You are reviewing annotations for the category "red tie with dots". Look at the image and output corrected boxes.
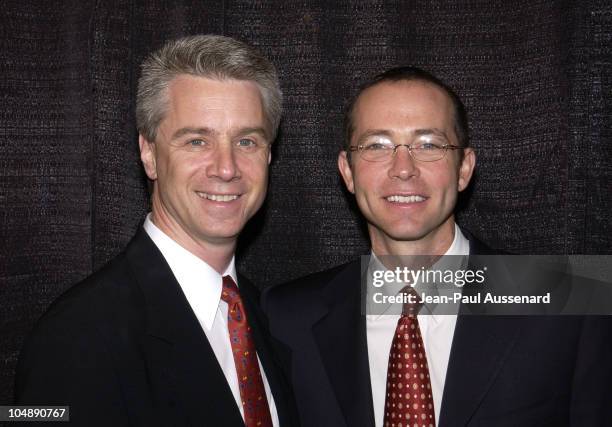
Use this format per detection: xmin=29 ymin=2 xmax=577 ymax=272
xmin=221 ymin=276 xmax=273 ymax=427
xmin=383 ymin=289 xmax=435 ymax=427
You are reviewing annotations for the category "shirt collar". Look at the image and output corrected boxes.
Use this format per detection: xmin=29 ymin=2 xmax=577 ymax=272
xmin=367 ymin=224 xmax=470 ymax=321
xmin=446 ymin=223 xmax=470 ymax=257
xmin=143 ymin=214 xmax=237 ymax=331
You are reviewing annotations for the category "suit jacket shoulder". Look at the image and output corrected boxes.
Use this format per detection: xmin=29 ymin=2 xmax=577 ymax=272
xmin=263 ymin=260 xmax=360 ymax=314
xmin=15 ymin=237 xmax=154 ymax=426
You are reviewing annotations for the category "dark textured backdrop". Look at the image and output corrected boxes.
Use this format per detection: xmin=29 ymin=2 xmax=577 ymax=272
xmin=1 ymin=0 xmax=610 ymax=404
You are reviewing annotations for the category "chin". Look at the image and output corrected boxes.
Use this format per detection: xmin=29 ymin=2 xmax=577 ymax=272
xmin=387 ymin=231 xmax=431 ymax=242
xmin=379 ymin=219 xmax=444 ymax=241
xmin=196 ymin=224 xmax=244 ymax=241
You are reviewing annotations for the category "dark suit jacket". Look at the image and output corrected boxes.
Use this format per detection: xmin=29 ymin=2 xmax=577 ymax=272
xmin=15 ymin=228 xmax=297 ymax=427
xmin=263 ymin=236 xmax=612 ymax=427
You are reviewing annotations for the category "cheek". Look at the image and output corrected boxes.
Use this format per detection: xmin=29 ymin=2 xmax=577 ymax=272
xmin=239 ymin=156 xmax=269 ymax=186
xmin=437 ymin=173 xmax=460 ymax=205
xmin=352 ymin=166 xmax=378 ymax=191
xmin=163 ymin=162 xmax=188 ymax=184
xmin=173 ymin=152 xmax=209 ymax=173
xmin=429 ymin=160 xmax=459 ymax=186
xmin=352 ymin=170 xmax=382 ymax=213
xmin=416 ymin=168 xmax=458 ymax=209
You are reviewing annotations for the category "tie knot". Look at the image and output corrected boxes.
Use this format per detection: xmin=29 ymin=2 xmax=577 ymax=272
xmin=399 ymin=286 xmax=422 ymax=317
xmin=221 ymin=275 xmax=240 ymax=305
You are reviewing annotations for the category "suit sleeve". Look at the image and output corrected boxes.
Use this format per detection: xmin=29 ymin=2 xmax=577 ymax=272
xmin=14 ymin=312 xmax=129 ymax=427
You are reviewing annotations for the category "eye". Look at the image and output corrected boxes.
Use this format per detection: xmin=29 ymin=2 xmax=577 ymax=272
xmin=235 ymin=138 xmax=266 ymax=153
xmin=414 ymin=135 xmax=447 ymax=151
xmin=418 ymin=142 xmax=442 ymax=151
xmin=237 ymin=138 xmax=257 ymax=148
xmin=363 ymin=141 xmax=393 ymax=151
xmin=188 ymin=139 xmax=207 ymax=147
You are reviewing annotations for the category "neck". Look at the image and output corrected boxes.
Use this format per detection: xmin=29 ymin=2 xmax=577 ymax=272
xmin=370 ymin=218 xmax=456 ymax=257
xmin=150 ymin=210 xmax=236 ymax=274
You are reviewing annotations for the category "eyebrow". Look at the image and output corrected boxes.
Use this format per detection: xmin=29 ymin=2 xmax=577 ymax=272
xmin=356 ymin=128 xmax=449 ymax=144
xmin=414 ymin=128 xmax=449 ymax=139
xmin=355 ymin=129 xmax=393 ymax=145
xmin=171 ymin=126 xmax=269 ymax=141
xmin=236 ymin=126 xmax=269 ymax=140
xmin=171 ymin=127 xmax=217 ymax=140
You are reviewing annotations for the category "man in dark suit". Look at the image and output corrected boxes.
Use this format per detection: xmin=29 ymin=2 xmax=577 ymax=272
xmin=16 ymin=35 xmax=296 ymax=427
xmin=264 ymin=67 xmax=612 ymax=426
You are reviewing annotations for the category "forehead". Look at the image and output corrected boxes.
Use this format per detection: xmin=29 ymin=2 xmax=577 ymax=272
xmin=156 ymin=75 xmax=268 ymax=141
xmin=165 ymin=75 xmax=263 ymax=111
xmin=352 ymin=80 xmax=454 ymax=135
xmin=160 ymin=75 xmax=263 ymax=127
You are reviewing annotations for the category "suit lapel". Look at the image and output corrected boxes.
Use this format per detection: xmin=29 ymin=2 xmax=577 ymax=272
xmin=438 ymin=315 xmax=523 ymax=426
xmin=438 ymin=232 xmax=522 ymax=426
xmin=125 ymin=230 xmax=244 ymax=427
xmin=311 ymin=260 xmax=376 ymax=427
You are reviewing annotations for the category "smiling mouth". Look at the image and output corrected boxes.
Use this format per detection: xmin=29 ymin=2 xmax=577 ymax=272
xmin=196 ymin=192 xmax=240 ymax=202
xmin=386 ymin=195 xmax=427 ymax=203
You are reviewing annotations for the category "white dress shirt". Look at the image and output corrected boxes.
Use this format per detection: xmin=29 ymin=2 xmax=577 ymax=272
xmin=366 ymin=224 xmax=470 ymax=426
xmin=143 ymin=215 xmax=279 ymax=426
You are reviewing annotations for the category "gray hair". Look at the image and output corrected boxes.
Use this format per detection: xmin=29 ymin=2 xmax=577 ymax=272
xmin=136 ymin=34 xmax=282 ymax=142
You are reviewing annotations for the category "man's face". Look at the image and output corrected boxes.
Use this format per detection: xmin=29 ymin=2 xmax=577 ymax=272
xmin=140 ymin=75 xmax=271 ymax=250
xmin=338 ymin=80 xmax=475 ymax=253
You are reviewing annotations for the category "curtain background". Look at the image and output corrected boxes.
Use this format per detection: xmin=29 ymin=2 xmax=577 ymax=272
xmin=1 ymin=0 xmax=610 ymax=404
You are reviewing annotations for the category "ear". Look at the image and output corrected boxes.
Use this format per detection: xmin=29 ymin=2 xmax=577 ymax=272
xmin=268 ymin=149 xmax=272 ymax=165
xmin=338 ymin=151 xmax=355 ymax=194
xmin=139 ymin=134 xmax=158 ymax=180
xmin=458 ymin=148 xmax=476 ymax=192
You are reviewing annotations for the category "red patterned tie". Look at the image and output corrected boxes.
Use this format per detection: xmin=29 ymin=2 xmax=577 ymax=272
xmin=221 ymin=276 xmax=273 ymax=427
xmin=383 ymin=289 xmax=435 ymax=427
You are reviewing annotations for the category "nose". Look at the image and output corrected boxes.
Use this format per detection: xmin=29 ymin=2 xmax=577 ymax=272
xmin=388 ymin=145 xmax=419 ymax=180
xmin=207 ymin=143 xmax=241 ymax=182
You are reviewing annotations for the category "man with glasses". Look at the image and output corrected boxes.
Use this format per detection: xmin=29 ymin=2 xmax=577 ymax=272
xmin=264 ymin=67 xmax=612 ymax=426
